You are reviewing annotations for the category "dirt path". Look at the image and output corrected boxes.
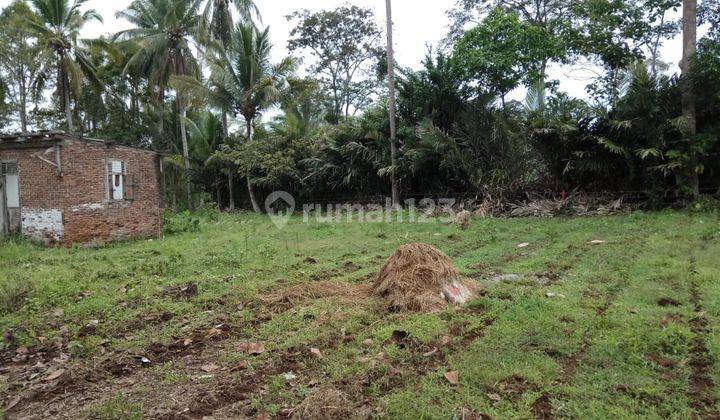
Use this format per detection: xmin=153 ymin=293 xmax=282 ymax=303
xmin=687 ymin=256 xmax=719 ymax=418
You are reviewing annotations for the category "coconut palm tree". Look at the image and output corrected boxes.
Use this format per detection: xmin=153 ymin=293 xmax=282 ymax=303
xmin=28 ymin=0 xmax=103 ymax=132
xmin=173 ymin=24 xmax=295 ymax=213
xmin=184 ymin=111 xmax=227 ymax=206
xmin=201 ymin=0 xmax=260 ymax=45
xmin=115 ymin=0 xmax=202 ymax=210
xmin=199 ymin=0 xmax=260 ymax=139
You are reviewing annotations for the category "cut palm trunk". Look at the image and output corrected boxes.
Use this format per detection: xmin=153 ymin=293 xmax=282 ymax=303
xmin=179 ymin=106 xmax=193 ymax=210
xmin=245 ymin=120 xmax=262 ymax=213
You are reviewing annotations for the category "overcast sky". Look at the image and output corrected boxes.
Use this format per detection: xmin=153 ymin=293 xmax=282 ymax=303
xmin=0 ymin=0 xmax=700 ymax=102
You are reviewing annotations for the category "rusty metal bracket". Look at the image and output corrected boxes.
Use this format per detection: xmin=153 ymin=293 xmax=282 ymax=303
xmin=32 ymin=145 xmax=63 ymax=176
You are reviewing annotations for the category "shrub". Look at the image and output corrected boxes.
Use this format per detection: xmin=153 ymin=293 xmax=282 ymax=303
xmin=0 ymin=276 xmax=33 ymax=315
xmin=163 ymin=211 xmax=201 ymax=235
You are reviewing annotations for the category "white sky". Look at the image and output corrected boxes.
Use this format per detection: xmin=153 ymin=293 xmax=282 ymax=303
xmin=0 ymin=0 xmax=700 ymax=103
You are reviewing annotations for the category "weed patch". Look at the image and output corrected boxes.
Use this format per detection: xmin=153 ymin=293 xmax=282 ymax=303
xmin=0 ymin=211 xmax=718 ymax=418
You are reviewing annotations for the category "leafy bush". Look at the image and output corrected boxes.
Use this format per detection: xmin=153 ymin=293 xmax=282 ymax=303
xmin=690 ymin=196 xmax=720 ymax=213
xmin=163 ymin=211 xmax=201 ymax=235
xmin=0 ymin=276 xmax=32 ymax=315
xmin=195 ymin=200 xmax=222 ymax=222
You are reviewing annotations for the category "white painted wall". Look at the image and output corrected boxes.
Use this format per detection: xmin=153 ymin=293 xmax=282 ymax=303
xmin=21 ymin=209 xmax=64 ymax=241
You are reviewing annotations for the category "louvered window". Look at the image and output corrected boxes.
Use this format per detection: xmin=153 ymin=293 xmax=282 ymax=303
xmin=108 ymin=161 xmax=126 ymax=201
xmin=1 ymin=162 xmax=17 ymax=175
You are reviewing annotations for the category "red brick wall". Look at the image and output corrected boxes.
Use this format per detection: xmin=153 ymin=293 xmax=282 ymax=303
xmin=0 ymin=137 xmax=163 ymax=246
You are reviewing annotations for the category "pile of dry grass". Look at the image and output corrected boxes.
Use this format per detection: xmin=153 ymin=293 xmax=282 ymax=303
xmin=372 ymin=243 xmax=475 ymax=312
xmin=455 ymin=210 xmax=472 ymax=230
xmin=261 ymin=280 xmax=372 ymax=308
xmin=292 ymin=388 xmax=352 ymax=419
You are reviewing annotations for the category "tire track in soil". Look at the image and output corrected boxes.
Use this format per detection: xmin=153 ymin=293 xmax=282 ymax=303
xmin=530 ymin=246 xmax=631 ymax=420
xmin=687 ymin=256 xmax=719 ymax=418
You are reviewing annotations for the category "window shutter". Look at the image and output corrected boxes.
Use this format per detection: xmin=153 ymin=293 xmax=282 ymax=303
xmin=125 ymin=174 xmax=138 ymax=201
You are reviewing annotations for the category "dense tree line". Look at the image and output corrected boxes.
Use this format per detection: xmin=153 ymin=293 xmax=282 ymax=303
xmin=0 ymin=0 xmax=718 ymax=211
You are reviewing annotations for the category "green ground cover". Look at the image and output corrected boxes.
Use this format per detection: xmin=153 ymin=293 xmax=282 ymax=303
xmin=1 ymin=209 xmax=719 ymax=419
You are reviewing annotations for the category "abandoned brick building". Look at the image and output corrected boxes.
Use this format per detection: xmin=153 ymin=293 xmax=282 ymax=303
xmin=0 ymin=132 xmax=164 ymax=245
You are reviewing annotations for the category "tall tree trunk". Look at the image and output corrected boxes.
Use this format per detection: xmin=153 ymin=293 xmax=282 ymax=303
xmin=171 ymin=170 xmax=178 ymax=212
xmin=179 ymin=105 xmax=193 ymax=210
xmin=221 ymin=111 xmax=235 ymax=211
xmin=245 ymin=119 xmax=262 ymax=213
xmin=222 ymin=112 xmax=229 ymax=139
xmin=247 ymin=175 xmax=261 ymax=213
xmin=538 ymin=61 xmax=547 ymax=107
xmin=681 ymin=0 xmax=699 ymax=200
xmin=219 ymin=111 xmax=230 ymax=210
xmin=385 ymin=0 xmax=401 ymax=207
xmin=63 ymin=77 xmax=74 ymax=132
xmin=131 ymin=83 xmax=140 ymax=124
xmin=216 ymin=170 xmax=222 ymax=208
xmin=650 ymin=13 xmax=666 ymax=79
xmin=19 ymin=65 xmax=28 ymax=134
xmin=228 ymin=172 xmax=235 ymax=211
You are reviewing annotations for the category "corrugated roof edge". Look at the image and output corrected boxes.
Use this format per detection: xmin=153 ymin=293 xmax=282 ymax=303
xmin=0 ymin=131 xmax=168 ymax=155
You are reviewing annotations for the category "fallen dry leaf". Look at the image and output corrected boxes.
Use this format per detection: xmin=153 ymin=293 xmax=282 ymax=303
xmin=230 ymin=360 xmax=249 ymax=372
xmin=238 ymin=342 xmax=265 ymax=355
xmin=44 ymin=369 xmax=66 ymax=382
xmin=444 ymin=370 xmax=460 ymax=385
xmin=200 ymin=363 xmax=219 ymax=373
xmin=206 ymin=328 xmax=224 ymax=339
xmin=423 ymin=347 xmax=439 ymax=357
xmin=310 ymin=348 xmax=323 ymax=359
xmin=52 ymin=353 xmax=70 ymax=364
xmin=183 ymin=338 xmax=193 ymax=347
xmin=441 ymin=335 xmax=452 ymax=346
xmin=5 ymin=396 xmax=21 ymax=410
xmin=487 ymin=392 xmax=502 ymax=406
xmin=16 ymin=346 xmax=29 ymax=355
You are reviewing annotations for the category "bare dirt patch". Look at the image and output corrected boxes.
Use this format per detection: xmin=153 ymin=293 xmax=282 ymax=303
xmin=530 ymin=392 xmax=553 ymax=420
xmin=657 ymin=297 xmax=681 ymax=307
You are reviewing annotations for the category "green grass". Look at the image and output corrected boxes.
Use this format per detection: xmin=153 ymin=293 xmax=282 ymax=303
xmin=1 ymin=209 xmax=719 ymax=418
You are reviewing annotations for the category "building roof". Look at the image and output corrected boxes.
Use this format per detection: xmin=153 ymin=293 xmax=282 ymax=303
xmin=0 ymin=131 xmax=162 ymax=154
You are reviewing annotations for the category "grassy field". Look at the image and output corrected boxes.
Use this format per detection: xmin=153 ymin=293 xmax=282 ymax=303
xmin=1 ymin=209 xmax=720 ymax=419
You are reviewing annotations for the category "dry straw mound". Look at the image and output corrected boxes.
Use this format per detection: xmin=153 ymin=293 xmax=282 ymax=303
xmin=372 ymin=243 xmax=475 ymax=311
xmin=455 ymin=210 xmax=472 ymax=230
xmin=261 ymin=280 xmax=371 ymax=308
xmin=293 ymin=388 xmax=352 ymax=419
